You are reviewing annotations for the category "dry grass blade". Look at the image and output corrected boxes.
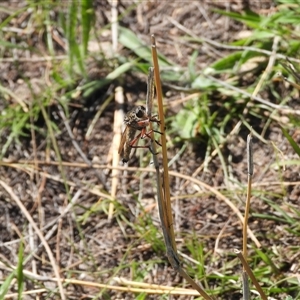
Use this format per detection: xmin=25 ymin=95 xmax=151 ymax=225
xmin=168 ymin=171 xmax=260 ymax=248
xmin=145 ymin=66 xmax=179 ymax=268
xmin=242 ymin=271 xmax=250 ymax=300
xmin=242 ymin=131 xmax=253 ymax=300
xmin=58 ymin=105 xmax=108 ymax=189
xmin=151 ymin=34 xmax=213 ymax=300
xmin=85 ymin=93 xmax=114 ymax=141
xmin=1 ymin=159 xmax=261 ymax=247
xmin=0 ymin=266 xmax=200 ymax=297
xmin=0 ymin=84 xmax=28 ymax=112
xmin=108 ymin=86 xmax=124 ymax=219
xmin=4 ymin=289 xmax=48 ymax=299
xmin=243 ymin=131 xmax=253 ymax=259
xmin=278 ymin=58 xmax=300 ymax=90
xmin=282 ymin=57 xmax=300 ymax=83
xmin=0 ymin=180 xmax=66 ymax=300
xmin=151 ymin=35 xmax=176 ymax=252
xmin=6 ymin=159 xmax=300 ymax=189
xmin=235 ymin=250 xmax=267 ymax=300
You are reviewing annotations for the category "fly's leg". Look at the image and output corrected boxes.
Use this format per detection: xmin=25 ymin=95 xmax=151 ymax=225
xmin=129 ymin=132 xmax=141 ymax=148
xmin=135 ymin=117 xmax=161 ymax=128
xmin=129 ymin=132 xmax=154 ymax=149
xmin=147 ymin=144 xmax=160 ymax=156
xmin=140 ymin=128 xmax=163 ymax=147
xmin=137 ymin=128 xmax=162 ymax=155
xmin=127 ymin=125 xmax=163 ymax=160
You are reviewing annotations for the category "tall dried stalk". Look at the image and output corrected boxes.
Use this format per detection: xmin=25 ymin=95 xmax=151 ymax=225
xmin=150 ymin=34 xmax=213 ymax=300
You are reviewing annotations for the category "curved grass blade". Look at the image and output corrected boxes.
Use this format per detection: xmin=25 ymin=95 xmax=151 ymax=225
xmin=0 ymin=272 xmax=15 ymax=298
xmin=81 ymin=61 xmax=134 ymax=98
xmin=281 ymin=127 xmax=300 ymax=158
xmin=119 ymin=27 xmax=173 ymax=67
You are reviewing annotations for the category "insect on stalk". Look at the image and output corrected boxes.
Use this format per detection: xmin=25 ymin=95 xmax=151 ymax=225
xmin=118 ymin=105 xmax=162 ymax=163
xmin=118 ymin=68 xmax=162 ymax=163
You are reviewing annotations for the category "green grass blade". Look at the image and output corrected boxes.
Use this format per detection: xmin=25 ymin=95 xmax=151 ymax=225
xmin=191 ymin=75 xmax=220 ymax=90
xmin=213 ymin=9 xmax=261 ymax=28
xmin=271 ymin=159 xmax=300 ymax=167
xmin=281 ymin=127 xmax=300 ymax=158
xmin=255 ymin=248 xmax=279 ymax=274
xmin=211 ymin=51 xmax=244 ymax=72
xmin=17 ymin=241 xmax=24 ymax=300
xmin=0 ymin=6 xmax=27 ymax=31
xmin=67 ymin=0 xmax=85 ymax=76
xmin=66 ymin=0 xmax=76 ymax=74
xmin=119 ymin=26 xmax=173 ymax=67
xmin=0 ymin=272 xmax=15 ymax=298
xmin=210 ymin=50 xmax=267 ymax=73
xmin=0 ymin=40 xmax=29 ymax=50
xmin=82 ymin=61 xmax=134 ymax=98
xmin=188 ymin=50 xmax=198 ymax=81
xmin=81 ymin=0 xmax=93 ymax=56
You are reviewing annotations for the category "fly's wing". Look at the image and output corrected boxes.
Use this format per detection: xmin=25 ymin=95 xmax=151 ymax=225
xmin=146 ymin=67 xmax=154 ymax=117
xmin=118 ymin=126 xmax=128 ymax=156
xmin=119 ymin=126 xmax=137 ymax=163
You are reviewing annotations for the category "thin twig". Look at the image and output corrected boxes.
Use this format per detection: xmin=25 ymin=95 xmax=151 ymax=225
xmin=0 ymin=55 xmax=66 ymax=62
xmin=235 ymin=249 xmax=268 ymax=300
xmin=5 ymin=159 xmax=300 ymax=188
xmin=242 ymin=271 xmax=250 ymax=300
xmin=169 ymin=170 xmax=260 ymax=248
xmin=168 ymin=16 xmax=300 ymax=64
xmin=242 ymin=131 xmax=253 ymax=300
xmin=243 ymin=131 xmax=253 ymax=259
xmin=0 ymin=84 xmax=28 ymax=112
xmin=0 ymin=158 xmax=261 ymax=247
xmin=85 ymin=93 xmax=114 ymax=140
xmin=25 ymin=190 xmax=81 ymax=265
xmin=229 ymin=36 xmax=281 ymax=141
xmin=206 ymin=75 xmax=287 ymax=111
xmin=58 ymin=106 xmax=108 ymax=190
xmin=2 ymin=190 xmax=82 ymax=251
xmin=108 ymin=86 xmax=124 ymax=219
xmin=107 ymin=0 xmax=123 ymax=220
xmin=110 ymin=0 xmax=118 ymax=53
xmin=0 ymin=272 xmax=202 ymax=296
xmin=0 ymin=180 xmax=66 ymax=300
xmin=176 ymin=36 xmax=287 ymax=190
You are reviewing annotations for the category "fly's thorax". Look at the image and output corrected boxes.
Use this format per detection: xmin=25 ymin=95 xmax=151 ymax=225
xmin=124 ymin=105 xmax=147 ymax=124
xmin=124 ymin=105 xmax=149 ymax=129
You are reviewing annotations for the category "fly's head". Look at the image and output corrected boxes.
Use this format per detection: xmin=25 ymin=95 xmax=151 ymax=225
xmin=124 ymin=105 xmax=148 ymax=129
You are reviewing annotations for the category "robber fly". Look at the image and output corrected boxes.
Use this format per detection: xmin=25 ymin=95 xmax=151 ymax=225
xmin=118 ymin=105 xmax=161 ymax=163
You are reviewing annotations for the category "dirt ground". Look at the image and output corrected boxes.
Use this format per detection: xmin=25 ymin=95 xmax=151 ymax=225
xmin=1 ymin=1 xmax=300 ymax=299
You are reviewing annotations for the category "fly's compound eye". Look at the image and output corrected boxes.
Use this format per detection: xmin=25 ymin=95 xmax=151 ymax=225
xmin=136 ymin=106 xmax=145 ymax=118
